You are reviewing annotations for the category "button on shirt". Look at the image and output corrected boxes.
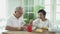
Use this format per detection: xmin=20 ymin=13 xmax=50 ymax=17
xmin=6 ymin=15 xmax=25 ymax=27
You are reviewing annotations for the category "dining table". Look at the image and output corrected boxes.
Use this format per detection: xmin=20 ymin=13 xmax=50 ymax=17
xmin=2 ymin=29 xmax=55 ymax=34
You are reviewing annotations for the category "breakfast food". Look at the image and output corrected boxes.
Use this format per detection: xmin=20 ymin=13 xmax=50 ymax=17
xmin=35 ymin=29 xmax=43 ymax=33
xmin=44 ymin=27 xmax=48 ymax=30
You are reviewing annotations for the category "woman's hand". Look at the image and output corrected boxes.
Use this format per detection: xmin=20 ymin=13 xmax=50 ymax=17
xmin=29 ymin=19 xmax=33 ymax=25
xmin=44 ymin=26 xmax=48 ymax=30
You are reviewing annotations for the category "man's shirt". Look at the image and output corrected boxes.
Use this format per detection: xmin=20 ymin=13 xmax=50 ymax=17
xmin=6 ymin=15 xmax=25 ymax=27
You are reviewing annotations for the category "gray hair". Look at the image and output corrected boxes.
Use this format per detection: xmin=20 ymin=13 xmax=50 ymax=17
xmin=15 ymin=7 xmax=22 ymax=11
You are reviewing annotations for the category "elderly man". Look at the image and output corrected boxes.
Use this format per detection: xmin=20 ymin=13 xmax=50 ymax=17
xmin=5 ymin=7 xmax=26 ymax=31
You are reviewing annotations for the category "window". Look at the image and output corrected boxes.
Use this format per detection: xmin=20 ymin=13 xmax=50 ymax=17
xmin=0 ymin=0 xmax=7 ymax=31
xmin=56 ymin=0 xmax=60 ymax=4
xmin=45 ymin=0 xmax=51 ymax=20
xmin=23 ymin=0 xmax=34 ymax=20
xmin=56 ymin=0 xmax=60 ymax=20
xmin=56 ymin=13 xmax=60 ymax=20
xmin=45 ymin=0 xmax=50 ymax=5
xmin=22 ymin=0 xmax=51 ymax=20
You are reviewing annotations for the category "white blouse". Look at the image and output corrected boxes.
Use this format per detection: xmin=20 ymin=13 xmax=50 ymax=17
xmin=32 ymin=18 xmax=52 ymax=30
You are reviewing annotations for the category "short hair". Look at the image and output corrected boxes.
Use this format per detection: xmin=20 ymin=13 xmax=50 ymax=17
xmin=15 ymin=7 xmax=22 ymax=11
xmin=38 ymin=9 xmax=46 ymax=16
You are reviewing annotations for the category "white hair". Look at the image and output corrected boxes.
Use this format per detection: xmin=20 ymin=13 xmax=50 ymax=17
xmin=15 ymin=7 xmax=22 ymax=11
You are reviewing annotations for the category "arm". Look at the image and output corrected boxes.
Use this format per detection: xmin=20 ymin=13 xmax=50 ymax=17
xmin=6 ymin=26 xmax=18 ymax=31
xmin=6 ymin=17 xmax=25 ymax=31
xmin=5 ymin=26 xmax=24 ymax=31
xmin=29 ymin=19 xmax=33 ymax=25
xmin=6 ymin=18 xmax=20 ymax=31
xmin=48 ymin=20 xmax=56 ymax=31
xmin=32 ymin=20 xmax=38 ymax=30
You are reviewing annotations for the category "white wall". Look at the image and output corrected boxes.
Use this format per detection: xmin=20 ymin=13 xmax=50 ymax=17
xmin=7 ymin=0 xmax=21 ymax=16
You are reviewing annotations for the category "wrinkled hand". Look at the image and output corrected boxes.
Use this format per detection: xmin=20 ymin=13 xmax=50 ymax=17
xmin=29 ymin=19 xmax=33 ymax=25
xmin=17 ymin=27 xmax=24 ymax=31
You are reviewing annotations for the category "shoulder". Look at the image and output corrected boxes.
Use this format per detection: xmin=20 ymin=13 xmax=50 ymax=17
xmin=7 ymin=15 xmax=14 ymax=21
xmin=19 ymin=17 xmax=24 ymax=21
xmin=46 ymin=19 xmax=52 ymax=24
xmin=33 ymin=18 xmax=40 ymax=23
xmin=19 ymin=17 xmax=25 ymax=23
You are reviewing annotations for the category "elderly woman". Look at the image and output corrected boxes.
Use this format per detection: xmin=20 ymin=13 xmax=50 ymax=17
xmin=32 ymin=9 xmax=53 ymax=30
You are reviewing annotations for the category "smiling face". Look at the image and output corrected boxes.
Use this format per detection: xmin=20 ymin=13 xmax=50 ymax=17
xmin=15 ymin=7 xmax=23 ymax=18
xmin=38 ymin=12 xmax=45 ymax=19
xmin=38 ymin=9 xmax=46 ymax=19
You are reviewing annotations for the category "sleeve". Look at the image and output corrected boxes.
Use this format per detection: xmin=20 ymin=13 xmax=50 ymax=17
xmin=48 ymin=21 xmax=54 ymax=28
xmin=20 ymin=19 xmax=26 ymax=27
xmin=6 ymin=18 xmax=13 ymax=26
xmin=48 ymin=20 xmax=56 ymax=32
xmin=32 ymin=19 xmax=38 ymax=30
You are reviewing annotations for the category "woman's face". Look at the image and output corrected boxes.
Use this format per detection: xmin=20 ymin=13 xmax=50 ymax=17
xmin=38 ymin=12 xmax=45 ymax=19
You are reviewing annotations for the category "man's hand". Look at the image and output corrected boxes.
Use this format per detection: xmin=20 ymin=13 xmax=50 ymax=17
xmin=17 ymin=27 xmax=24 ymax=31
xmin=6 ymin=26 xmax=17 ymax=31
xmin=6 ymin=26 xmax=24 ymax=31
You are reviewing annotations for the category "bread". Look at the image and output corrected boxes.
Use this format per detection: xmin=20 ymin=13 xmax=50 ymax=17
xmin=35 ymin=29 xmax=43 ymax=33
xmin=44 ymin=27 xmax=48 ymax=30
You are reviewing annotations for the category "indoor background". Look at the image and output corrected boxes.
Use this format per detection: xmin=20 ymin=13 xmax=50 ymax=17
xmin=0 ymin=0 xmax=60 ymax=33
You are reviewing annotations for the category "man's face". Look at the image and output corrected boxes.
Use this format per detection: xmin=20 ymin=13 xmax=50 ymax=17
xmin=38 ymin=12 xmax=44 ymax=19
xmin=16 ymin=8 xmax=23 ymax=18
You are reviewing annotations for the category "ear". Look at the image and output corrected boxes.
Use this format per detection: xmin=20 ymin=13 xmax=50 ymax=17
xmin=15 ymin=11 xmax=16 ymax=13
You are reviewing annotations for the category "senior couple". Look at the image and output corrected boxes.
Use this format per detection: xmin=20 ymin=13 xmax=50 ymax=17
xmin=5 ymin=7 xmax=53 ymax=31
